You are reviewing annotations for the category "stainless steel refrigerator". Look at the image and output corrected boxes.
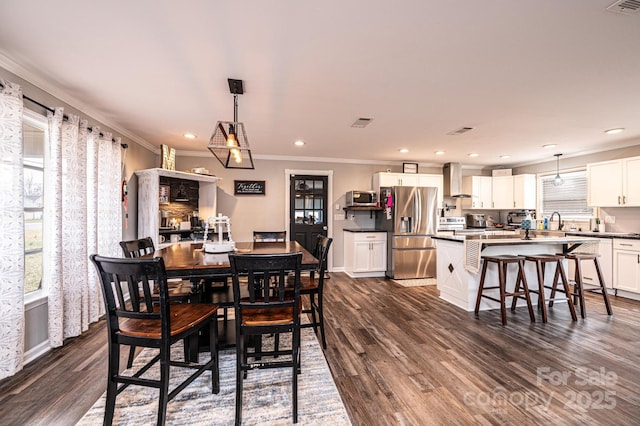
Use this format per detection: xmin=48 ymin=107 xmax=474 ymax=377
xmin=376 ymin=186 xmax=438 ymax=279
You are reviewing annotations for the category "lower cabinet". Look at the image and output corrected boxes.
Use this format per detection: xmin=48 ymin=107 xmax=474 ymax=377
xmin=344 ymin=231 xmax=387 ymax=278
xmin=613 ymin=239 xmax=640 ymax=293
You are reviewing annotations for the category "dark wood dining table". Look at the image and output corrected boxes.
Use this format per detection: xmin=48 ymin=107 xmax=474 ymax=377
xmin=151 ymin=240 xmax=318 ymax=354
xmin=153 ymin=240 xmax=318 ymax=279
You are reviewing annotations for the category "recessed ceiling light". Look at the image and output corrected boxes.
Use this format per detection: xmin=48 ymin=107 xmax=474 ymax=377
xmin=183 ymin=133 xmax=197 ymax=139
xmin=399 ymin=148 xmax=409 ymax=153
xmin=467 ymin=153 xmax=479 ymax=157
xmin=542 ymin=144 xmax=557 ymax=149
xmin=434 ymin=150 xmax=445 ymax=155
xmin=294 ymin=140 xmax=305 ymax=146
xmin=500 ymin=154 xmax=511 ymax=159
xmin=605 ymin=128 xmax=625 ymax=135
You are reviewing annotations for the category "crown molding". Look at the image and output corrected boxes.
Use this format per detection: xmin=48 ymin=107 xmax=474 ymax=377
xmin=0 ymin=51 xmax=157 ymax=154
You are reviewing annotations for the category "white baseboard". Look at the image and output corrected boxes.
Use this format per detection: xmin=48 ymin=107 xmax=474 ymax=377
xmin=23 ymin=340 xmax=51 ymax=365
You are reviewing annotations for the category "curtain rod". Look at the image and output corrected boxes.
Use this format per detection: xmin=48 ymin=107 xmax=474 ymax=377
xmin=0 ymin=82 xmax=127 ymax=149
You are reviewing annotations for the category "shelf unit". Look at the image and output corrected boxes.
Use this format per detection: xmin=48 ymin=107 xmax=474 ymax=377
xmin=343 ymin=206 xmax=383 ymax=219
xmin=136 ymin=168 xmax=220 ymax=247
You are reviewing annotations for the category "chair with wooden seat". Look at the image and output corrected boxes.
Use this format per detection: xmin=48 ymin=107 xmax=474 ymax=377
xmin=557 ymin=252 xmax=613 ymax=318
xmin=253 ymin=230 xmax=287 ymax=242
xmin=474 ymin=255 xmax=535 ymax=325
xmin=229 ymin=252 xmax=303 ymax=425
xmin=292 ymin=235 xmax=332 ymax=349
xmin=514 ymin=253 xmax=577 ymax=322
xmin=119 ymin=237 xmax=193 ymax=367
xmin=90 ymin=255 xmax=220 ymax=426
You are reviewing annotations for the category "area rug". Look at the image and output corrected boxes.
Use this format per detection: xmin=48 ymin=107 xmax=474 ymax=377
xmin=392 ymin=278 xmax=437 ymax=287
xmin=77 ymin=328 xmax=351 ymax=425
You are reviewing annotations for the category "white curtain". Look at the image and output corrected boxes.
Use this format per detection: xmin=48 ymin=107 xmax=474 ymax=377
xmin=0 ymin=80 xmax=25 ymax=380
xmin=45 ymin=108 xmax=121 ymax=347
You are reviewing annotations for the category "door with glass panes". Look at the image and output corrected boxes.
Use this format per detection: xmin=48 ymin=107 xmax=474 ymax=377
xmin=289 ymin=175 xmax=328 ymax=253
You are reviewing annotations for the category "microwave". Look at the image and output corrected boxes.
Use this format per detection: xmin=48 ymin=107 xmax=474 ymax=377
xmin=346 ymin=190 xmax=378 ymax=207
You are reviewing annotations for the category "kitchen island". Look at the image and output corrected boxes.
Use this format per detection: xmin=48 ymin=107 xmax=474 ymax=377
xmin=433 ymin=233 xmax=601 ymax=311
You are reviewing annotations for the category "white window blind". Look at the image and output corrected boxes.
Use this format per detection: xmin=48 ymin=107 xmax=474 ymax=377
xmin=540 ymin=170 xmax=592 ymax=217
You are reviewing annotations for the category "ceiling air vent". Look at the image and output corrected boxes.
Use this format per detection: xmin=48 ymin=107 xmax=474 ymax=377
xmin=447 ymin=126 xmax=474 ymax=135
xmin=606 ymin=0 xmax=640 ymax=15
xmin=351 ymin=117 xmax=373 ymax=128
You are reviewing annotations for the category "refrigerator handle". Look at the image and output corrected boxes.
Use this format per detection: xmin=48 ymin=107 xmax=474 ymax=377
xmin=414 ymin=189 xmax=421 ymax=233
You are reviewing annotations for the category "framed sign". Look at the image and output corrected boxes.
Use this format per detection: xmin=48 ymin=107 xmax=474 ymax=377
xmin=234 ymin=180 xmax=266 ymax=195
xmin=403 ymin=162 xmax=418 ymax=174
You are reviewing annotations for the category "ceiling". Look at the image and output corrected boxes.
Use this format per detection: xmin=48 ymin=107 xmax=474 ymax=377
xmin=1 ymin=0 xmax=640 ymax=168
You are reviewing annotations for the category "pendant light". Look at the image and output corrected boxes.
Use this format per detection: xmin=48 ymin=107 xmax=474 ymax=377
xmin=553 ymin=153 xmax=564 ymax=187
xmin=208 ymin=78 xmax=255 ymax=169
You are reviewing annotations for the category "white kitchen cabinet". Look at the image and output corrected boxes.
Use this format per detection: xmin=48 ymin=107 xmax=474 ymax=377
xmin=136 ymin=168 xmax=219 ymax=247
xmin=344 ymin=231 xmax=387 ymax=278
xmin=513 ymin=174 xmax=536 ymax=210
xmin=569 ymin=238 xmax=613 ymax=290
xmin=373 ymin=172 xmax=419 ymax=188
xmin=613 ymin=238 xmax=640 ymax=293
xmin=461 ymin=176 xmax=492 ymax=209
xmin=418 ymin=174 xmax=444 ymax=208
xmin=587 ymin=156 xmax=640 ymax=207
xmin=491 ymin=175 xmax=514 ymax=210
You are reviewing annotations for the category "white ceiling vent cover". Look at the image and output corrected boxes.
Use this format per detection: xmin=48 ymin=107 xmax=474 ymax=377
xmin=606 ymin=0 xmax=640 ymax=15
xmin=351 ymin=117 xmax=373 ymax=128
xmin=447 ymin=126 xmax=474 ymax=135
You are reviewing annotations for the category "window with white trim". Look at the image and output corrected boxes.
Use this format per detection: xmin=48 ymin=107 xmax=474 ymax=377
xmin=23 ymin=112 xmax=46 ymax=294
xmin=538 ymin=169 xmax=593 ymax=219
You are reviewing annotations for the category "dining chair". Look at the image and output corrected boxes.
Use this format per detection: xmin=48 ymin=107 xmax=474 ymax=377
xmin=229 ymin=252 xmax=303 ymax=425
xmin=90 ymin=255 xmax=220 ymax=426
xmin=297 ymin=235 xmax=333 ymax=349
xmin=252 ymin=230 xmax=287 ymax=242
xmin=119 ymin=237 xmax=193 ymax=368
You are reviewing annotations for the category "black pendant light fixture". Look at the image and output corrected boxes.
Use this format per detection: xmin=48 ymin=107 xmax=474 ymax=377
xmin=208 ymin=78 xmax=255 ymax=169
xmin=553 ymin=153 xmax=564 ymax=187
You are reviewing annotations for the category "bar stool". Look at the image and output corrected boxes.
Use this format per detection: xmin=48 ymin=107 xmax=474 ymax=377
xmin=515 ymin=254 xmax=577 ymax=323
xmin=556 ymin=253 xmax=613 ymax=318
xmin=475 ymin=255 xmax=535 ymax=326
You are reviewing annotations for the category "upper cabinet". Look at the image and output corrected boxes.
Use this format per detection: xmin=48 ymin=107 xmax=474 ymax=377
xmin=462 ymin=174 xmax=536 ymax=210
xmin=373 ymin=172 xmax=418 ymax=188
xmin=588 ymin=156 xmax=640 ymax=207
xmin=461 ymin=176 xmax=492 ymax=209
xmin=372 ymin=172 xmax=443 ymax=207
xmin=491 ymin=175 xmax=514 ymax=210
xmin=513 ymin=174 xmax=537 ymax=209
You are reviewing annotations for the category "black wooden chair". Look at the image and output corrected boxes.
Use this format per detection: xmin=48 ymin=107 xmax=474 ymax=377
xmin=90 ymin=255 xmax=220 ymax=426
xmin=119 ymin=237 xmax=193 ymax=367
xmin=290 ymin=235 xmax=332 ymax=349
xmin=229 ymin=252 xmax=303 ymax=425
xmin=252 ymin=231 xmax=287 ymax=242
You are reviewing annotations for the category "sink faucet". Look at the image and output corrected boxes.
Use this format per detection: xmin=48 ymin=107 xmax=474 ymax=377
xmin=550 ymin=211 xmax=564 ymax=230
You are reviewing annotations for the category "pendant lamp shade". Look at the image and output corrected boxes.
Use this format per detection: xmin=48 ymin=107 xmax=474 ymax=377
xmin=208 ymin=79 xmax=255 ymax=169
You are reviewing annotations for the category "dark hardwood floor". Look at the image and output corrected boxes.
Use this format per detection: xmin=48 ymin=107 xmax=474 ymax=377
xmin=1 ymin=273 xmax=639 ymax=425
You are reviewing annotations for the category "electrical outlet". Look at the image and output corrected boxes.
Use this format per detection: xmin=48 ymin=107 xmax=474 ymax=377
xmin=605 ymin=215 xmax=615 ymax=224
xmin=334 ymin=214 xmax=344 ymax=221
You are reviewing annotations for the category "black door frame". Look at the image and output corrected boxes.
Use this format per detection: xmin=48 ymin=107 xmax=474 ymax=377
xmin=284 ymin=169 xmax=333 ymax=271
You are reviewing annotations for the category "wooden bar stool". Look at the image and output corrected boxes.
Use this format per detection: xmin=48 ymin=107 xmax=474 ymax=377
xmin=556 ymin=253 xmax=613 ymax=318
xmin=475 ymin=255 xmax=535 ymax=325
xmin=514 ymin=254 xmax=577 ymax=323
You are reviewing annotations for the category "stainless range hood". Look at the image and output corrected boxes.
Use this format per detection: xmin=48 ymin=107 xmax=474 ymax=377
xmin=443 ymin=162 xmax=471 ymax=198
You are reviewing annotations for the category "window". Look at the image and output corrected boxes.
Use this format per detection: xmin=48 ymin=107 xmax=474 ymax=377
xmin=23 ymin=112 xmax=46 ymax=295
xmin=538 ymin=169 xmax=593 ymax=218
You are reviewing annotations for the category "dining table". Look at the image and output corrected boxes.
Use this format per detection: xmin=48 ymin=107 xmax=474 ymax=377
xmin=153 ymin=240 xmax=319 ymax=279
xmin=151 ymin=240 xmax=319 ymax=354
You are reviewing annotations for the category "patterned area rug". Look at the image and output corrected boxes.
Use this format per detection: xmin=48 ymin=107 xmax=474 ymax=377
xmin=78 ymin=328 xmax=351 ymax=425
xmin=392 ymin=278 xmax=437 ymax=287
